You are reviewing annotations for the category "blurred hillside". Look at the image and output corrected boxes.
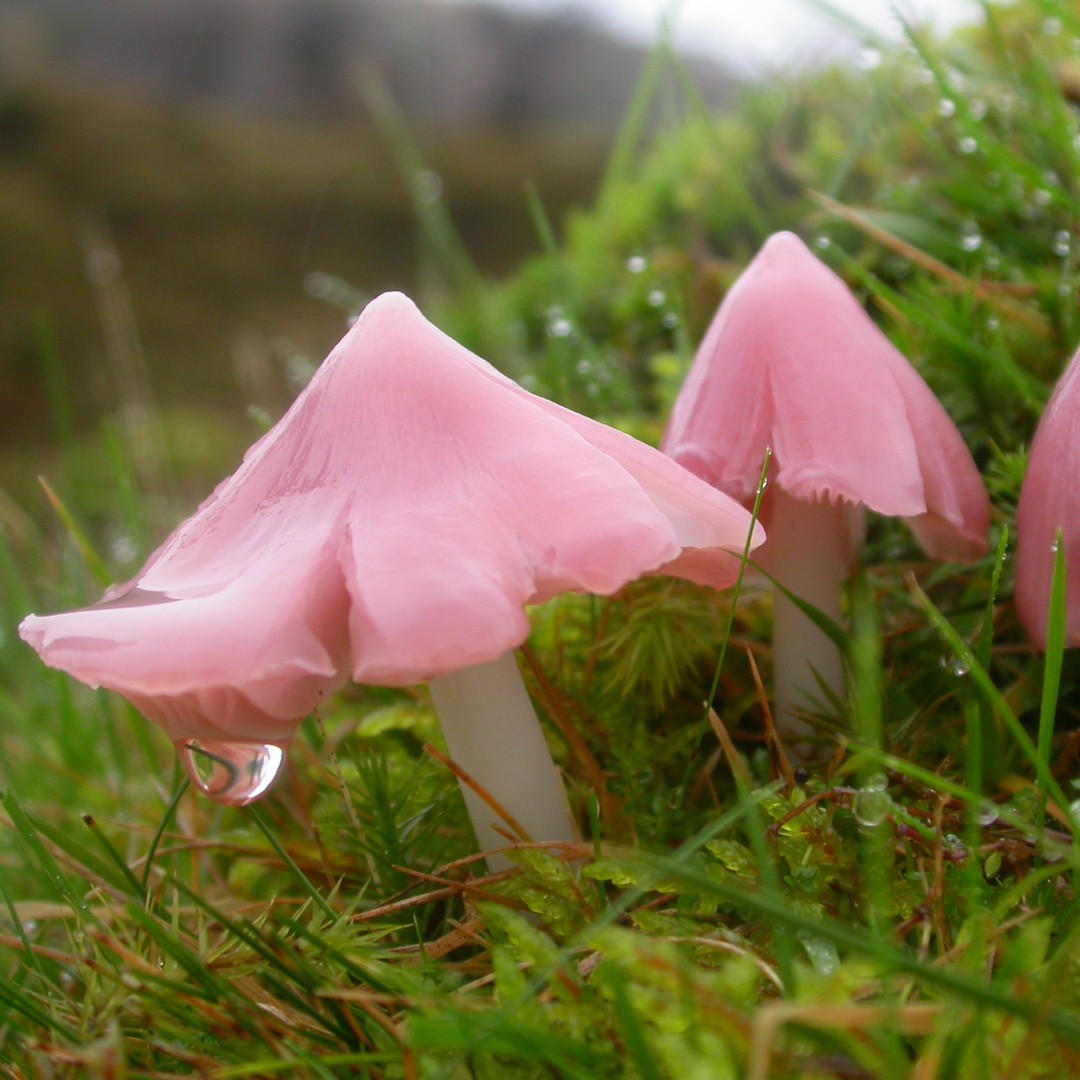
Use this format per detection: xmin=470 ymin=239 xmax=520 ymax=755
xmin=0 ymin=0 xmax=736 ymax=476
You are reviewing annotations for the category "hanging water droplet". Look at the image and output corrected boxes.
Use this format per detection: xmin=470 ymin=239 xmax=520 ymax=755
xmin=1051 ymin=537 xmax=1061 ymax=553
xmin=646 ymin=289 xmax=666 ymax=307
xmin=178 ymin=740 xmax=287 ymax=806
xmin=814 ymin=235 xmax=832 ymax=251
xmin=548 ymin=317 xmax=572 ymax=338
xmin=1069 ymin=797 xmax=1080 ymax=826
xmin=852 ymin=787 xmax=891 ymax=827
xmin=976 ymin=801 xmax=999 ymax=826
xmin=957 ymin=136 xmax=978 ymax=156
xmin=939 ymin=654 xmax=970 ymax=677
xmin=938 ymin=98 xmax=957 ymax=118
xmin=626 ymin=254 xmax=648 ymax=274
xmin=1053 ymin=230 xmax=1072 ymax=257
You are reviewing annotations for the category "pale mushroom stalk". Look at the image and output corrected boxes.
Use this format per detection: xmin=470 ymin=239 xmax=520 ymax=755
xmin=428 ymin=651 xmax=576 ymax=869
xmin=765 ymin=489 xmax=860 ymax=739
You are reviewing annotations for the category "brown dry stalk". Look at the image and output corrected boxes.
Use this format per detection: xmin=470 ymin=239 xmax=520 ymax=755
xmin=746 ymin=646 xmax=796 ymax=789
xmin=748 ymin=1002 xmax=946 ymax=1080
xmin=809 ymin=190 xmax=1050 ymax=336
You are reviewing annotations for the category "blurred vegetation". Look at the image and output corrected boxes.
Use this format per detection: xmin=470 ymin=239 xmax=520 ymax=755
xmin=2 ymin=1 xmax=1080 ymax=1077
xmin=0 ymin=71 xmax=613 ymax=512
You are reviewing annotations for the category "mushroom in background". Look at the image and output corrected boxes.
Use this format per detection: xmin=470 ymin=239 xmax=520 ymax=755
xmin=21 ymin=292 xmax=763 ymax=868
xmin=662 ymin=232 xmax=991 ymax=745
xmin=1016 ymin=345 xmax=1080 ymax=649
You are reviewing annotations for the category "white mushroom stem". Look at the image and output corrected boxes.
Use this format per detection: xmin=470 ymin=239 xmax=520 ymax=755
xmin=427 ymin=651 xmax=578 ymax=870
xmin=764 ymin=487 xmax=862 ymax=745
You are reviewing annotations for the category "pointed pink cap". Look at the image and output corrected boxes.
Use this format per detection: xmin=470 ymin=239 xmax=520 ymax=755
xmin=662 ymin=231 xmax=990 ymax=560
xmin=1016 ymin=346 xmax=1080 ymax=649
xmin=21 ymin=293 xmax=763 ymax=743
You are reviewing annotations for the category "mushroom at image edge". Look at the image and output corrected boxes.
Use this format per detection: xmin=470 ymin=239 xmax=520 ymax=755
xmin=662 ymin=232 xmax=991 ymax=745
xmin=21 ymin=292 xmax=764 ymax=869
xmin=1016 ymin=344 xmax=1080 ymax=650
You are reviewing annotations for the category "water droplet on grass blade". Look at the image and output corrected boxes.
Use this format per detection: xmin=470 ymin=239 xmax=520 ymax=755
xmin=866 ymin=772 xmax=888 ymax=792
xmin=852 ymin=787 xmax=891 ymax=827
xmin=178 ymin=740 xmax=286 ymax=805
xmin=977 ymin=802 xmax=999 ymax=826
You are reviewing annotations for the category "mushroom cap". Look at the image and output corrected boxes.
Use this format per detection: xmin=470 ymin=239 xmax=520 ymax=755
xmin=21 ymin=292 xmax=763 ymax=742
xmin=662 ymin=231 xmax=990 ymax=561
xmin=1016 ymin=346 xmax=1080 ymax=650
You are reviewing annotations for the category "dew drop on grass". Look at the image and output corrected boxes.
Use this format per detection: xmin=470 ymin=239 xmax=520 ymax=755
xmin=957 ymin=136 xmax=978 ymax=155
xmin=977 ymin=802 xmax=999 ymax=826
xmin=852 ymin=787 xmax=891 ymax=827
xmin=959 ymin=230 xmax=983 ymax=252
xmin=178 ymin=740 xmax=287 ymax=805
xmin=1069 ymin=797 xmax=1080 ymax=826
xmin=938 ymin=98 xmax=957 ymax=117
xmin=1053 ymin=230 xmax=1072 ymax=256
xmin=939 ymin=654 xmax=970 ymax=676
xmin=626 ymin=254 xmax=647 ymax=274
xmin=646 ymin=289 xmax=666 ymax=307
xmin=814 ymin=235 xmax=832 ymax=250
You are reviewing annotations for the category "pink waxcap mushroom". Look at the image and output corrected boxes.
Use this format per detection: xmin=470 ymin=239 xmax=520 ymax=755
xmin=20 ymin=292 xmax=761 ymax=747
xmin=662 ymin=232 xmax=990 ymax=740
xmin=1016 ymin=345 xmax=1080 ymax=650
xmin=663 ymin=231 xmax=990 ymax=559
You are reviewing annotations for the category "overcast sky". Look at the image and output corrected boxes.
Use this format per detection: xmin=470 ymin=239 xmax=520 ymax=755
xmin=447 ymin=0 xmax=983 ymax=72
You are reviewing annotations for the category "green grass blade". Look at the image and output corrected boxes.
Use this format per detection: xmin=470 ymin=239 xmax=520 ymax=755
xmin=1037 ymin=531 xmax=1067 ymax=832
xmin=911 ymin=579 xmax=1073 ymax=824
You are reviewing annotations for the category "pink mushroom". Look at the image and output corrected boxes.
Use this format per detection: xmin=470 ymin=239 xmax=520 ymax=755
xmin=1016 ymin=345 xmax=1080 ymax=649
xmin=21 ymin=292 xmax=763 ymax=867
xmin=662 ymin=232 xmax=991 ymax=741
